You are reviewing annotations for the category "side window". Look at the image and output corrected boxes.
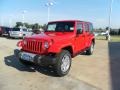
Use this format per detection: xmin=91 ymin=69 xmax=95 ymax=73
xmin=84 ymin=23 xmax=89 ymax=32
xmin=23 ymin=29 xmax=27 ymax=32
xmin=77 ymin=23 xmax=83 ymax=31
xmin=89 ymin=24 xmax=94 ymax=33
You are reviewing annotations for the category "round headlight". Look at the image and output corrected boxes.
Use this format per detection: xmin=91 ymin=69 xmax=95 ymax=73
xmin=44 ymin=42 xmax=49 ymax=48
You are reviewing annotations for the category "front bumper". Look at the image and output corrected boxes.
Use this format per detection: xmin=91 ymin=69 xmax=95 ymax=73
xmin=14 ymin=49 xmax=57 ymax=66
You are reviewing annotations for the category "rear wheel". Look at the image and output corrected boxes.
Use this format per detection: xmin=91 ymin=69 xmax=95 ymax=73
xmin=55 ymin=50 xmax=71 ymax=77
xmin=86 ymin=42 xmax=94 ymax=55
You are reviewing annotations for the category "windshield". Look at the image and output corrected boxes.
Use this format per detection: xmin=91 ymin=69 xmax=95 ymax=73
xmin=46 ymin=22 xmax=74 ymax=32
xmin=12 ymin=28 xmax=20 ymax=31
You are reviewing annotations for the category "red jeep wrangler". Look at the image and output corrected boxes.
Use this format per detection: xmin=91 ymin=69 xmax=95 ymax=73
xmin=17 ymin=20 xmax=95 ymax=76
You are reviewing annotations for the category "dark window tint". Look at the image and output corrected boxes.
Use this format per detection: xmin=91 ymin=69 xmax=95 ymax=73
xmin=12 ymin=28 xmax=20 ymax=31
xmin=23 ymin=29 xmax=27 ymax=32
xmin=2 ymin=27 xmax=11 ymax=33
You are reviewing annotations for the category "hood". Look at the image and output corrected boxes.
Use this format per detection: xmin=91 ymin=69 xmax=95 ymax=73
xmin=25 ymin=32 xmax=74 ymax=42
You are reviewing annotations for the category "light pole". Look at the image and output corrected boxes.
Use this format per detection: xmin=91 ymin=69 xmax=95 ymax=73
xmin=45 ymin=0 xmax=54 ymax=22
xmin=22 ymin=10 xmax=27 ymax=28
xmin=107 ymin=0 xmax=114 ymax=41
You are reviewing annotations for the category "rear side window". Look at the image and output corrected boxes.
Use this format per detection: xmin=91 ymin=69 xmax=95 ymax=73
xmin=84 ymin=23 xmax=89 ymax=32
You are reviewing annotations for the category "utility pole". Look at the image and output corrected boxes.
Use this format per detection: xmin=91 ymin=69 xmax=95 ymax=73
xmin=107 ymin=0 xmax=114 ymax=41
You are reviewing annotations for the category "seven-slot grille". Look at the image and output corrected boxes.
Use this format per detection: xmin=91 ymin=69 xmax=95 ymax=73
xmin=23 ymin=40 xmax=42 ymax=53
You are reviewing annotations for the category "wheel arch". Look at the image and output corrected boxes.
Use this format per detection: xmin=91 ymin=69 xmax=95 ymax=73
xmin=62 ymin=46 xmax=73 ymax=57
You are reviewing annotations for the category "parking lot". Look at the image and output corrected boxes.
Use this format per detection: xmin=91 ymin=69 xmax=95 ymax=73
xmin=0 ymin=37 xmax=120 ymax=90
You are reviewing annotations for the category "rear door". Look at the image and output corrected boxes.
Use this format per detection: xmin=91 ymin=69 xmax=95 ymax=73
xmin=75 ymin=22 xmax=85 ymax=53
xmin=84 ymin=23 xmax=91 ymax=47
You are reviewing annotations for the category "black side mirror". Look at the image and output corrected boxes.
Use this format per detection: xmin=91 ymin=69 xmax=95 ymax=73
xmin=77 ymin=29 xmax=82 ymax=34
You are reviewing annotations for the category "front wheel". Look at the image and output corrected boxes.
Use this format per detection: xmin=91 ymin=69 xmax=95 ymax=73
xmin=55 ymin=50 xmax=71 ymax=77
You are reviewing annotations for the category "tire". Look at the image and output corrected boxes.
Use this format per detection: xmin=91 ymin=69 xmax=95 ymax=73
xmin=86 ymin=42 xmax=94 ymax=55
xmin=19 ymin=58 xmax=32 ymax=66
xmin=55 ymin=50 xmax=71 ymax=77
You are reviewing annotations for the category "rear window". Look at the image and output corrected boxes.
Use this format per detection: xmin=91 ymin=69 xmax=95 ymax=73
xmin=12 ymin=28 xmax=20 ymax=31
xmin=23 ymin=29 xmax=27 ymax=32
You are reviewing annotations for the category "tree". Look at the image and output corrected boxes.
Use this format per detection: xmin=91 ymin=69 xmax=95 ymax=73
xmin=14 ymin=22 xmax=45 ymax=30
xmin=99 ymin=28 xmax=102 ymax=30
xmin=42 ymin=24 xmax=47 ymax=30
xmin=118 ymin=28 xmax=120 ymax=35
xmin=32 ymin=23 xmax=40 ymax=29
xmin=15 ymin=22 xmax=23 ymax=28
xmin=24 ymin=23 xmax=29 ymax=28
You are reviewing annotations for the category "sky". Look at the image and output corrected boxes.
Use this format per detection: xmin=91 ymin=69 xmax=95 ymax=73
xmin=0 ymin=0 xmax=120 ymax=28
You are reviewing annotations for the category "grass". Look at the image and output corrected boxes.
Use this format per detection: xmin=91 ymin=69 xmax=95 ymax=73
xmin=110 ymin=36 xmax=120 ymax=42
xmin=96 ymin=35 xmax=120 ymax=42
